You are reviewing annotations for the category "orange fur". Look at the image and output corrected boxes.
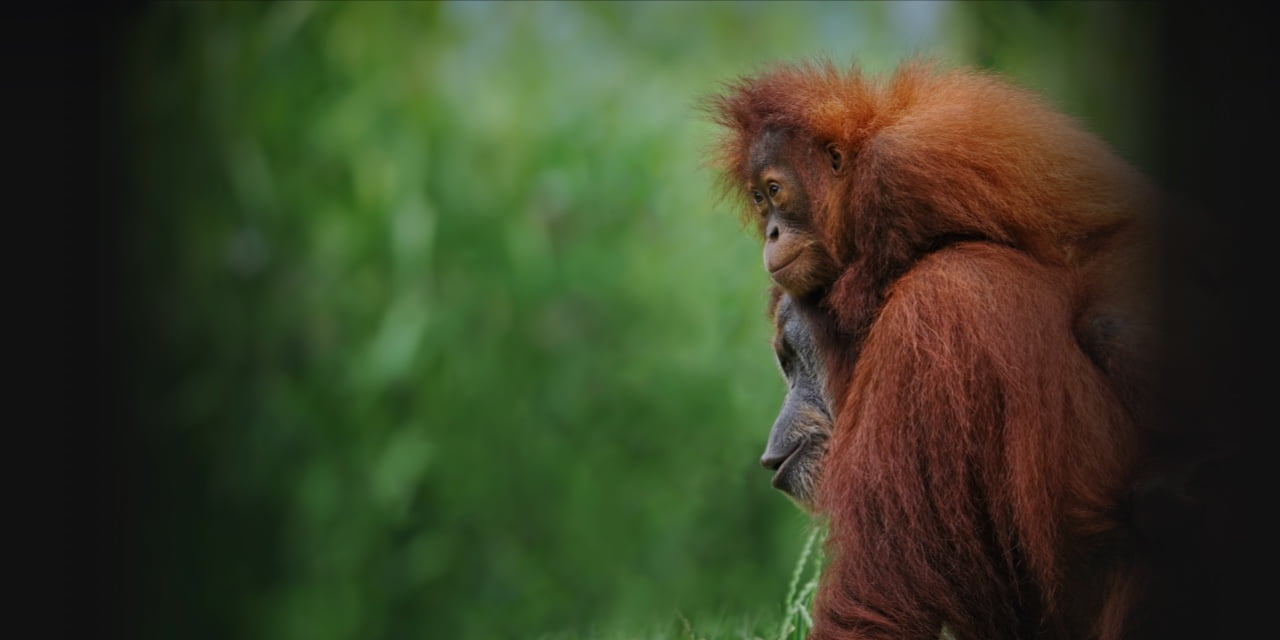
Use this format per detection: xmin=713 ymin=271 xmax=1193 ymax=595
xmin=706 ymin=60 xmax=1166 ymax=639
xmin=815 ymin=244 xmax=1140 ymax=640
xmin=707 ymin=60 xmax=1159 ymax=391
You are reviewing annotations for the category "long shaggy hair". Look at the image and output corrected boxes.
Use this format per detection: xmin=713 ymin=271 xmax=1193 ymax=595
xmin=706 ymin=60 xmax=1165 ymax=639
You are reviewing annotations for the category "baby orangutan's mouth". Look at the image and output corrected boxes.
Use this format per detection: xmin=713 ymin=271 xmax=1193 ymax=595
xmin=767 ymin=251 xmax=800 ymax=276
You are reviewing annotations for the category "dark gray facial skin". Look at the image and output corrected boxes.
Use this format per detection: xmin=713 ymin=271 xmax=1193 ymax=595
xmin=759 ymin=294 xmax=834 ymax=510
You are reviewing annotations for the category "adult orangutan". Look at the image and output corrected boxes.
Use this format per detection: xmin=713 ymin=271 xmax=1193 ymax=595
xmin=706 ymin=60 xmax=1182 ymax=639
xmin=760 ymin=289 xmax=833 ymax=511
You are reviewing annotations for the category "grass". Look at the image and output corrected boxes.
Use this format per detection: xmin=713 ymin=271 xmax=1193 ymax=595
xmin=771 ymin=525 xmax=825 ymax=640
xmin=560 ymin=524 xmax=825 ymax=640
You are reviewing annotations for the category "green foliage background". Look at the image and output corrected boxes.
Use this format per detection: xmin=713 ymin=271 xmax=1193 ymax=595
xmin=107 ymin=2 xmax=1159 ymax=639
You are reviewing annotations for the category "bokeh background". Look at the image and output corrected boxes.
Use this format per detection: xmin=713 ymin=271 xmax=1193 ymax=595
xmin=90 ymin=2 xmax=1214 ymax=639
